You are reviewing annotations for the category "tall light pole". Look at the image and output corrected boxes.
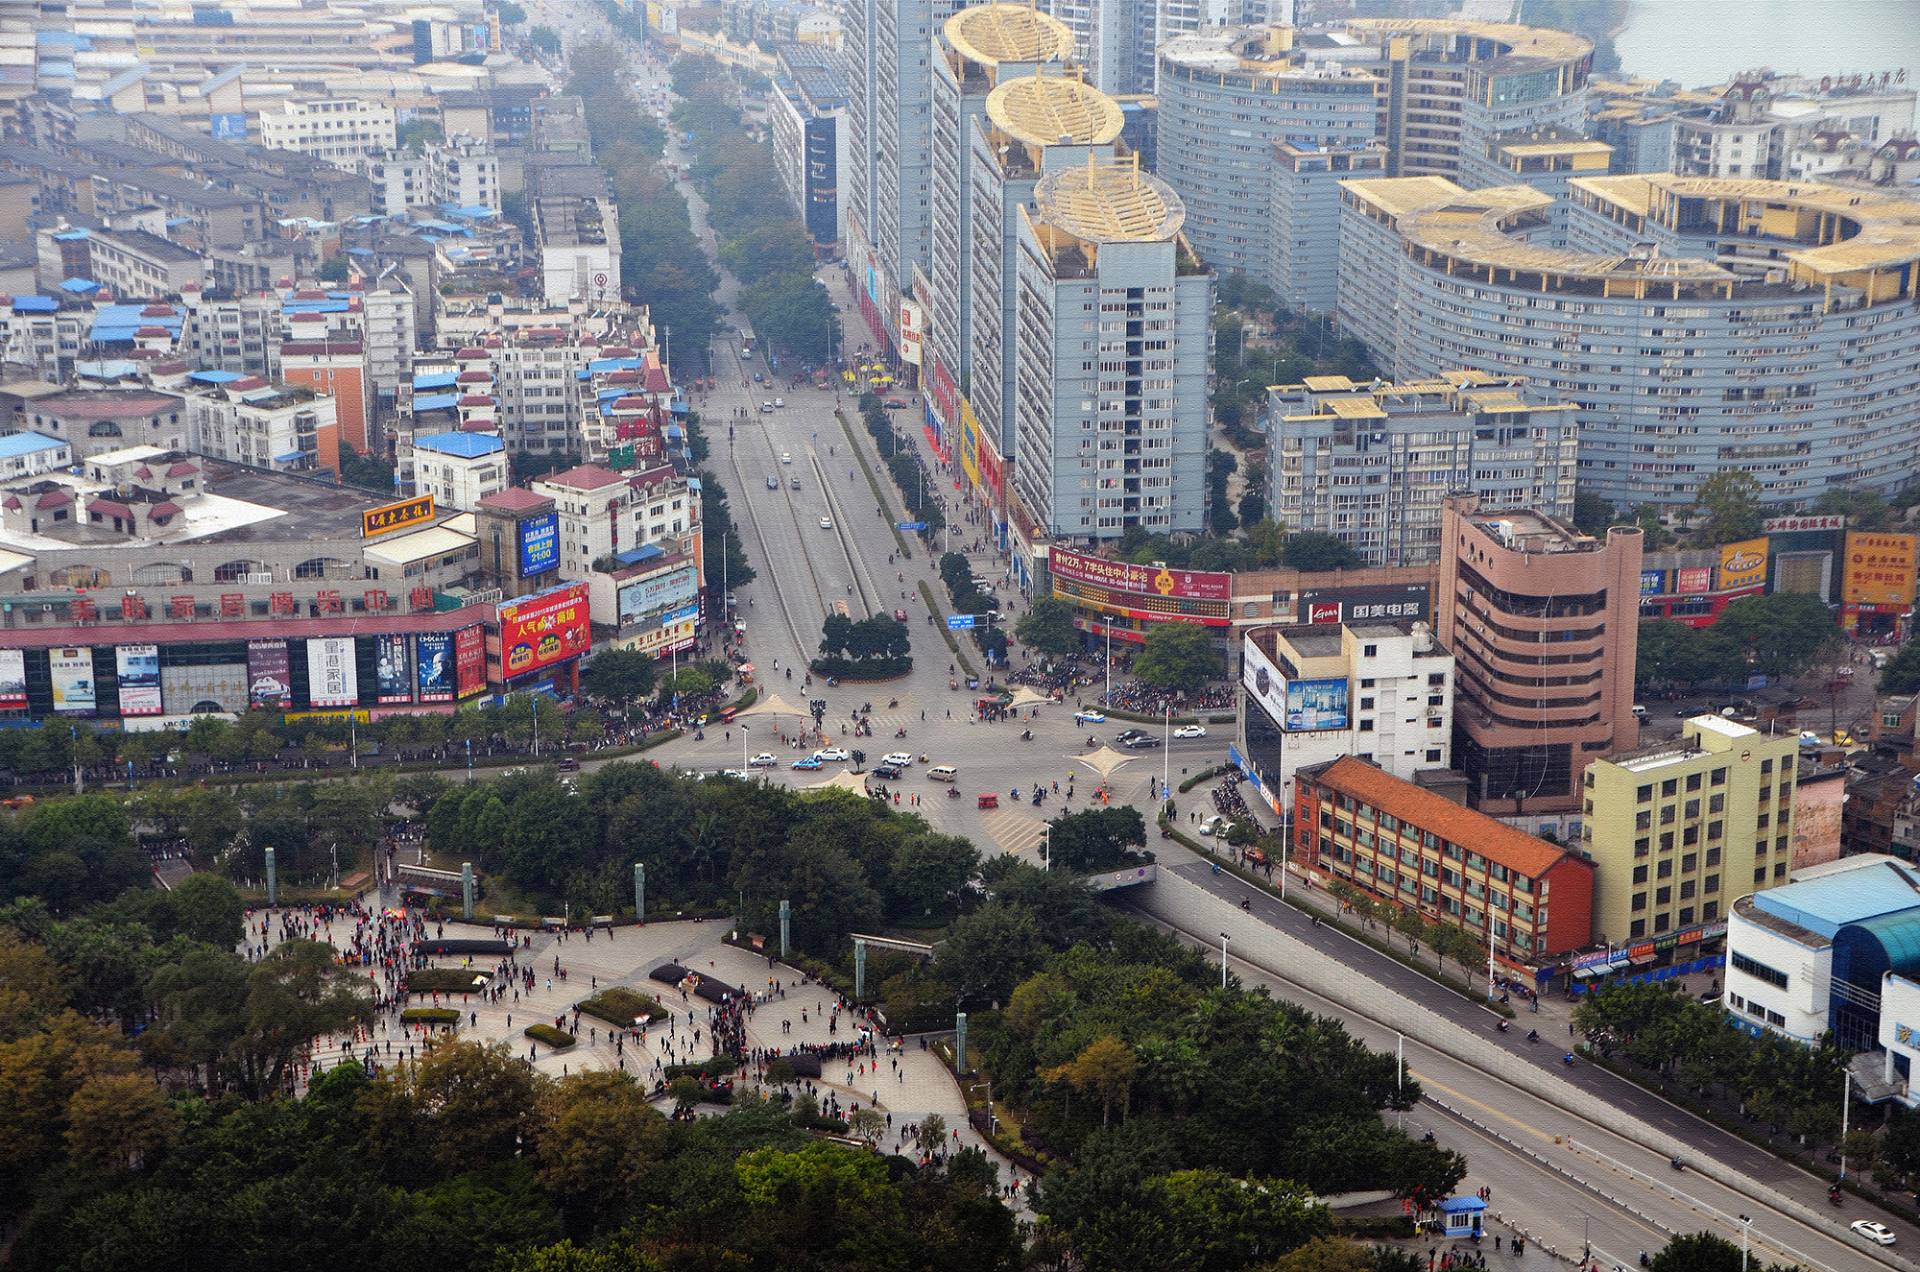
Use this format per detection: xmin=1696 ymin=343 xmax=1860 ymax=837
xmin=1219 ymin=931 xmax=1230 ymax=990
xmin=1737 ymin=1213 xmax=1752 ymax=1271
xmin=1162 ymin=703 xmax=1170 ymax=803
xmin=1840 ymin=1069 xmax=1853 ymax=1181
xmin=1041 ymin=828 xmax=1050 ymax=872
xmin=1104 ymin=624 xmax=1112 ymax=707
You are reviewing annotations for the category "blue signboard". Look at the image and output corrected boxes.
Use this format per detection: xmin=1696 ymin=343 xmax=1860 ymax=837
xmin=897 ymin=520 xmax=927 ymax=531
xmin=1640 ymin=568 xmax=1667 ymax=595
xmin=946 ymin=614 xmax=976 ymax=630
xmin=518 ymin=511 xmax=559 ymax=576
xmin=209 ymin=112 xmax=248 ymax=139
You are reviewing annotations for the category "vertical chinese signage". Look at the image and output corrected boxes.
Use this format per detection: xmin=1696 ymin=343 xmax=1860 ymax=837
xmin=49 ymin=647 xmax=95 ymax=715
xmin=247 ymin=639 xmax=292 ymax=709
xmin=374 ymin=633 xmax=413 ymax=704
xmin=306 ymin=637 xmax=359 ymax=708
xmin=415 ymin=632 xmax=455 ymax=703
xmin=0 ymin=649 xmax=24 ymax=709
xmin=115 ymin=644 xmax=163 ymax=716
xmin=454 ymin=625 xmax=487 ymax=698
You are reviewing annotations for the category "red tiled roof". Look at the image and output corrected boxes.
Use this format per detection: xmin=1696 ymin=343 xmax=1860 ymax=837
xmin=1308 ymin=756 xmax=1571 ymax=878
xmin=89 ymin=497 xmax=132 ymax=518
xmin=455 ymin=346 xmax=488 ymax=359
xmin=643 ymin=366 xmax=670 ymax=394
xmin=456 ymin=370 xmax=492 ymax=383
xmin=139 ymin=304 xmax=176 ymax=318
xmin=166 ymin=461 xmax=198 ymax=477
xmin=457 ymin=394 xmax=495 ymax=407
xmin=148 ymin=500 xmax=182 ymax=518
xmin=35 ymin=489 xmax=71 ymax=509
xmin=134 ymin=466 xmax=153 ymax=479
xmin=135 ymin=325 xmax=171 ymax=338
xmin=537 ymin=462 xmax=626 ymax=491
xmin=477 ymin=487 xmax=554 ymax=513
xmin=2 ymin=496 xmax=18 ymax=510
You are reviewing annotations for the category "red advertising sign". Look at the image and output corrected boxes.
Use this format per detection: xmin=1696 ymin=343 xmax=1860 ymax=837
xmin=1049 ymin=546 xmax=1231 ymax=602
xmin=1675 ymin=567 xmax=1712 ymax=594
xmin=496 ymin=583 xmax=590 ymax=680
xmin=455 ymin=624 xmax=487 ymax=698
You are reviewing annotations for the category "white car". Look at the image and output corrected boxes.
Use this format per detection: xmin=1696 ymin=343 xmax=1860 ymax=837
xmin=781 ymin=451 xmax=793 ymax=464
xmin=882 ymin=751 xmax=914 ymax=768
xmin=820 ymin=516 xmax=834 ymax=530
xmin=1852 ymin=1220 xmax=1897 ymax=1246
xmin=813 ymin=747 xmax=850 ymax=762
xmin=748 ymin=752 xmax=778 ymax=767
xmin=1073 ymin=709 xmax=1106 ymax=724
xmin=774 ymin=397 xmax=785 ymax=408
xmin=1173 ymin=724 xmax=1207 ymax=739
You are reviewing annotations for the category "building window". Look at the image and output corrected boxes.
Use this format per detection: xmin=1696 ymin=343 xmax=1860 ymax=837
xmin=1731 ymin=951 xmax=1788 ymax=988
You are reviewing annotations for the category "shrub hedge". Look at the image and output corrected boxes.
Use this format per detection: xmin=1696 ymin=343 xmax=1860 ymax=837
xmin=576 ymin=986 xmax=667 ymax=1027
xmin=524 ymin=1023 xmax=575 ymax=1048
xmin=401 ymin=1007 xmax=460 ymax=1025
xmin=406 ymin=968 xmax=490 ymax=995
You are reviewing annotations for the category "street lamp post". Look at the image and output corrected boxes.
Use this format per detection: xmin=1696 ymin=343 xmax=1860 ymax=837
xmin=1162 ymin=704 xmax=1170 ymax=803
xmin=1737 ymin=1213 xmax=1752 ymax=1271
xmin=1219 ymin=931 xmax=1230 ymax=990
xmin=1840 ymin=1068 xmax=1853 ymax=1181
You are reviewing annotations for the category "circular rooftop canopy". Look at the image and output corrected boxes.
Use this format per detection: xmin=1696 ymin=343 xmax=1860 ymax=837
xmin=985 ymin=73 xmax=1125 ymax=148
xmin=1033 ymin=159 xmax=1185 ymax=244
xmin=944 ymin=3 xmax=1074 ymax=68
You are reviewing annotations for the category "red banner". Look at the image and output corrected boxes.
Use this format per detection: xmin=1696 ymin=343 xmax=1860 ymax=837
xmin=455 ymin=624 xmax=487 ymax=697
xmin=496 ymin=583 xmax=590 ymax=680
xmin=1050 ymin=546 xmax=1231 ymax=602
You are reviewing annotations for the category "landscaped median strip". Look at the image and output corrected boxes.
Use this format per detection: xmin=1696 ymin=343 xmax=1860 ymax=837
xmin=834 ymin=408 xmax=910 ymax=556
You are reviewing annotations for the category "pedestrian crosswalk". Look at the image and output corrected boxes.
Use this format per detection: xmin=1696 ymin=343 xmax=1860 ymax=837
xmin=978 ymin=807 xmax=1049 ymax=858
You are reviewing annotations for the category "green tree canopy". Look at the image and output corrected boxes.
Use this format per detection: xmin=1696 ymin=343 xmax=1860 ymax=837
xmin=1134 ymin=622 xmax=1223 ymax=693
xmin=1016 ymin=597 xmax=1080 ymax=656
xmin=1283 ymin=532 xmax=1364 ymax=573
xmin=1690 ymin=471 xmax=1764 ymax=545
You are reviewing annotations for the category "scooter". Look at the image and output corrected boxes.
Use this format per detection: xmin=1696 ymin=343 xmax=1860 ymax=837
xmin=1562 ymin=1053 xmax=1577 ymax=1068
xmin=1020 ymin=729 xmax=1032 ymax=741
xmin=1496 ymin=1020 xmax=1509 ymax=1034
xmin=894 ymin=727 xmax=907 ymax=738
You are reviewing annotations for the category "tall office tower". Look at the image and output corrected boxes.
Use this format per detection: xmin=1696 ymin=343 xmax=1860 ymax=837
xmin=967 ymin=73 xmax=1126 ymax=476
xmin=1437 ymin=494 xmax=1642 ymax=817
xmin=839 ymin=0 xmax=978 ymax=357
xmin=1337 ymin=173 xmax=1920 ymax=510
xmin=1012 ymin=157 xmax=1212 ymax=539
xmin=1155 ymin=24 xmax=1382 ymax=298
xmin=1036 ymin=0 xmax=1288 ymax=98
xmin=927 ymin=4 xmax=1075 ymax=424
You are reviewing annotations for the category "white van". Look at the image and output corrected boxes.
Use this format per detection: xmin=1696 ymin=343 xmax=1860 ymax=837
xmin=927 ymin=765 xmax=959 ymax=782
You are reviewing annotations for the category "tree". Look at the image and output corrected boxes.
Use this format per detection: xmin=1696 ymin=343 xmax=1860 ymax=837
xmin=586 ymin=648 xmax=657 ymax=706
xmin=397 ymin=118 xmax=445 ymax=152
xmin=1691 ymin=471 xmax=1764 ymax=545
xmin=1045 ymin=807 xmax=1147 ymax=873
xmin=338 ymin=441 xmax=396 ymax=495
xmin=1134 ymin=622 xmax=1222 ymax=694
xmin=1265 ymin=1236 xmax=1378 ymax=1272
xmin=530 ymin=24 xmax=560 ymax=53
xmin=234 ymin=939 xmax=374 ymax=1096
xmin=1016 ymin=598 xmax=1080 ymax=656
xmin=1650 ymin=1231 xmax=1746 ymax=1272
xmin=1881 ymin=642 xmax=1920 ymax=695
xmin=886 ymin=832 xmax=977 ymax=920
xmin=534 ymin=1070 xmax=667 ymax=1223
xmin=938 ymin=901 xmax=1048 ymax=1006
xmin=1813 ymin=485 xmax=1893 ymax=530
xmin=1142 ymin=1168 xmax=1329 ymax=1272
xmin=64 ymin=1072 xmax=177 ymax=1174
xmin=1714 ymin=592 xmax=1837 ymax=680
xmin=168 ymin=873 xmax=243 ymax=948
xmin=1044 ymin=1036 xmax=1138 ymax=1126
xmin=847 ymin=1106 xmax=886 ymax=1147
xmin=495 ymin=0 xmax=525 ymax=22
xmin=1572 ymin=489 xmax=1614 ymax=536
xmin=1283 ymin=532 xmax=1363 ymax=573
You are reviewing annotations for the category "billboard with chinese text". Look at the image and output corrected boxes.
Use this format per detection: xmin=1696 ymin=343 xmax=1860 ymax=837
xmin=1844 ymin=531 xmax=1918 ymax=609
xmin=49 ymin=647 xmax=94 ymax=715
xmin=0 ymin=649 xmax=24 ymax=710
xmin=247 ymin=640 xmax=292 ymax=709
xmin=374 ymin=633 xmax=412 ymax=704
xmin=415 ymin=632 xmax=455 ymax=702
xmin=1283 ymin=678 xmax=1349 ymax=732
xmin=497 ymin=583 xmax=590 ymax=680
xmin=306 ymin=636 xmax=359 ymax=708
xmin=1051 ymin=547 xmax=1231 ymax=602
xmin=618 ymin=563 xmax=698 ymax=624
xmin=116 ymin=644 xmax=162 ymax=716
xmin=455 ymin=625 xmax=487 ymax=697
xmin=518 ymin=511 xmax=559 ymax=577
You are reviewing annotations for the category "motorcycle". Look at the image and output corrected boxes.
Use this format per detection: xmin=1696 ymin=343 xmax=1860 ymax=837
xmin=888 ymin=699 xmax=898 ymax=709
xmin=1562 ymin=1053 xmax=1577 ymax=1068
xmin=1020 ymin=729 xmax=1032 ymax=741
xmin=947 ymin=786 xmax=960 ymax=799
xmin=894 ymin=727 xmax=907 ymax=738
xmin=1526 ymin=1029 xmax=1538 ymax=1044
xmin=1496 ymin=1020 xmax=1509 ymax=1034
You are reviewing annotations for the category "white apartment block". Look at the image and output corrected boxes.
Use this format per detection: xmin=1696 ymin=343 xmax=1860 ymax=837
xmin=411 ymin=431 xmax=508 ymax=511
xmin=258 ymin=98 xmax=399 ymax=166
xmin=532 ymin=463 xmax=634 ymax=579
xmin=181 ymin=377 xmax=332 ymax=473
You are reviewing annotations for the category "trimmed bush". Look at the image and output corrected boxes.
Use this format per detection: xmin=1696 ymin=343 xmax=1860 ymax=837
xmin=577 ymin=986 xmax=666 ymax=1027
xmin=524 ymin=1023 xmax=575 ymax=1048
xmin=401 ymin=1007 xmax=460 ymax=1025
xmin=663 ymin=1057 xmax=737 ymax=1080
xmin=406 ymin=968 xmax=490 ymax=995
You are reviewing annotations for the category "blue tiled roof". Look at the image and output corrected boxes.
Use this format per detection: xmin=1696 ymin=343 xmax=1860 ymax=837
xmin=413 ymin=371 xmax=459 ymax=390
xmin=0 ymin=432 xmax=64 ymax=459
xmin=413 ymin=392 xmax=460 ymax=412
xmin=415 ymin=430 xmax=504 ymax=458
xmin=11 ymin=296 xmax=57 ymax=313
xmin=612 ymin=544 xmax=664 ymax=567
xmin=189 ymin=369 xmax=244 ymax=384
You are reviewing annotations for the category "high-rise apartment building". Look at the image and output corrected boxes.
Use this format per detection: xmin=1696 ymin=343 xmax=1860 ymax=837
xmin=1437 ymin=494 xmax=1641 ymax=816
xmin=1011 ymin=157 xmax=1211 ymax=538
xmin=1266 ymin=372 xmax=1577 ymax=568
xmin=1581 ymin=716 xmax=1799 ymax=949
xmin=928 ymin=5 xmax=1075 ymax=413
xmin=967 ymin=73 xmax=1126 ymax=470
xmin=839 ymin=0 xmax=974 ymax=353
xmin=1151 ymin=17 xmax=1588 ymax=301
xmin=1337 ymin=173 xmax=1920 ymax=510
